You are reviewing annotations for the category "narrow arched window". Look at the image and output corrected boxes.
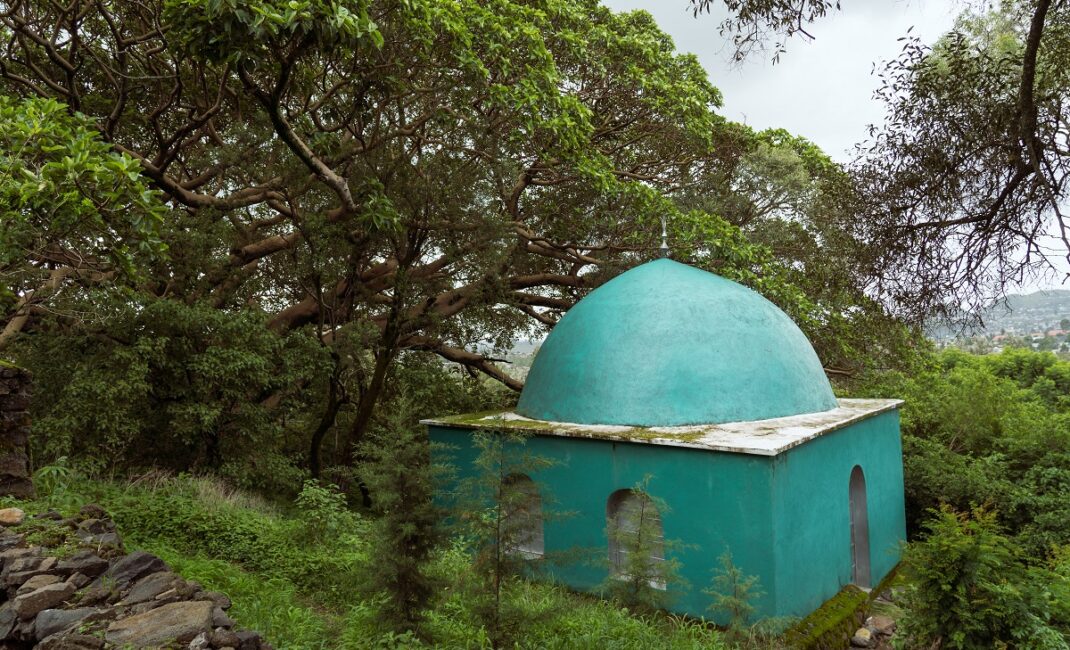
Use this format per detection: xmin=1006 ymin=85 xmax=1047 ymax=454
xmin=503 ymin=474 xmax=544 ymax=558
xmin=849 ymin=465 xmax=871 ymax=588
xmin=606 ymin=488 xmax=665 ymax=589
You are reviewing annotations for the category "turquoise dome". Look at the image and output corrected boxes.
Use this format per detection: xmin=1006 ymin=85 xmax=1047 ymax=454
xmin=515 ymin=259 xmax=837 ymax=426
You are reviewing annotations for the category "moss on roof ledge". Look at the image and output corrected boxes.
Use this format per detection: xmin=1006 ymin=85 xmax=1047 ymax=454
xmin=422 ymin=398 xmax=902 ymax=457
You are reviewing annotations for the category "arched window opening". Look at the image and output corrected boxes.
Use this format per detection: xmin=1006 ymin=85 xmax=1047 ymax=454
xmin=849 ymin=465 xmax=871 ymax=588
xmin=606 ymin=489 xmax=666 ymax=590
xmin=503 ymin=474 xmax=544 ymax=559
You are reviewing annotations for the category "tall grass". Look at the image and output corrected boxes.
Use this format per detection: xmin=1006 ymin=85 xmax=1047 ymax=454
xmin=12 ymin=473 xmax=728 ymax=649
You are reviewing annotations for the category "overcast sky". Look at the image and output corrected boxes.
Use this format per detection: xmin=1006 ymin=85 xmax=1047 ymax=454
xmin=601 ymin=0 xmax=1070 ymax=293
xmin=601 ymin=0 xmax=958 ymax=162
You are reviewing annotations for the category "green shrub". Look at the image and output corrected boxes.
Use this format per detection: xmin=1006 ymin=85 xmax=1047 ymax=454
xmin=898 ymin=506 xmax=1069 ymax=649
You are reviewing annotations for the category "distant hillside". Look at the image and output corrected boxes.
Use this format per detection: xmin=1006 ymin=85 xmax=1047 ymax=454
xmin=983 ymin=289 xmax=1070 ymax=335
xmin=928 ymin=289 xmax=1070 ymax=341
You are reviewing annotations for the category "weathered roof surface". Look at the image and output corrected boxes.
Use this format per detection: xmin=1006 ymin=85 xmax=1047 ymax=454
xmin=422 ymin=398 xmax=902 ymax=457
xmin=515 ymin=259 xmax=838 ymax=427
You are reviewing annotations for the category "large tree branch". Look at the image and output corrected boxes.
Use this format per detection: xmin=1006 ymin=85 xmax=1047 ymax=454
xmin=402 ymin=335 xmax=523 ymax=392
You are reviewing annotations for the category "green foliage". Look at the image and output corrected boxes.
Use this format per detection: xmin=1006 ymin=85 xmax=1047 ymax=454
xmin=150 ymin=548 xmax=332 ymax=649
xmin=76 ymin=474 xmax=368 ymax=604
xmin=0 ymin=95 xmax=165 ymax=277
xmin=855 ymin=348 xmax=1070 ymax=555
xmin=455 ymin=430 xmax=562 ymax=647
xmin=32 ymin=457 xmax=76 ymax=505
xmin=164 ymin=0 xmax=382 ymax=63
xmin=600 ymin=475 xmax=685 ymax=613
xmin=704 ymin=549 xmax=764 ymax=633
xmin=781 ymin=584 xmax=868 ymax=650
xmin=898 ymin=506 xmax=1069 ymax=650
xmin=7 ymin=476 xmax=727 ymax=649
xmin=357 ymin=410 xmax=447 ymax=635
xmin=295 ymin=479 xmax=355 ymax=543
xmin=0 ymin=95 xmax=165 ymax=335
xmin=15 ymin=298 xmax=328 ymax=490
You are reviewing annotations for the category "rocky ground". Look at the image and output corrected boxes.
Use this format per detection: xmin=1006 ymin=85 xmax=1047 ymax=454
xmin=0 ymin=504 xmax=271 ymax=649
xmin=849 ymin=590 xmax=900 ymax=649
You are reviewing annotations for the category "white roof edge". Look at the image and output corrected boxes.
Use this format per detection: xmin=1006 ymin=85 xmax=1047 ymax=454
xmin=421 ymin=398 xmax=903 ymax=457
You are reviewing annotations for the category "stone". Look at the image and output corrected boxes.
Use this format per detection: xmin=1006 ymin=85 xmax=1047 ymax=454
xmin=0 ymin=394 xmax=28 ymax=411
xmin=866 ymin=614 xmax=897 ymax=636
xmin=235 ymin=630 xmax=263 ymax=650
xmin=0 ymin=603 xmax=16 ymax=639
xmin=33 ymin=511 xmax=62 ymax=521
xmin=16 ymin=573 xmax=60 ymax=595
xmin=67 ymin=573 xmax=91 ymax=589
xmin=78 ymin=532 xmax=122 ymax=550
xmin=3 ymin=554 xmax=45 ymax=576
xmin=4 ymin=556 xmax=58 ymax=588
xmin=189 ymin=632 xmax=211 ymax=650
xmin=74 ymin=585 xmax=114 ymax=607
xmin=56 ymin=552 xmax=108 ymax=579
xmin=212 ymin=606 xmax=235 ymax=628
xmin=36 ymin=634 xmax=105 ymax=650
xmin=0 ymin=509 xmax=23 ymax=527
xmin=0 ymin=532 xmax=22 ymax=553
xmin=13 ymin=581 xmax=76 ymax=618
xmin=122 ymin=571 xmax=183 ymax=605
xmin=35 ymin=607 xmax=100 ymax=640
xmin=75 ymin=519 xmax=110 ymax=536
xmin=201 ymin=590 xmax=232 ymax=610
xmin=78 ymin=505 xmax=106 ymax=520
xmin=210 ymin=627 xmax=241 ymax=647
xmin=104 ymin=600 xmax=214 ymax=647
xmin=0 ymin=547 xmax=38 ymax=562
xmin=95 ymin=551 xmax=166 ymax=590
xmin=851 ymin=626 xmax=875 ymax=648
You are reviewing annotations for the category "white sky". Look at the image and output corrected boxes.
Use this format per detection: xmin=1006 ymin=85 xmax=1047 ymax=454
xmin=601 ymin=0 xmax=1070 ymax=292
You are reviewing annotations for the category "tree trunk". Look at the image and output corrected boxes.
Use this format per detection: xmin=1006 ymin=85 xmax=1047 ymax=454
xmin=309 ymin=362 xmax=343 ymax=479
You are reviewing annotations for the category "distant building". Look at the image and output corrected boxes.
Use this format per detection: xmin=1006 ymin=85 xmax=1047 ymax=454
xmin=426 ymin=259 xmax=906 ymax=621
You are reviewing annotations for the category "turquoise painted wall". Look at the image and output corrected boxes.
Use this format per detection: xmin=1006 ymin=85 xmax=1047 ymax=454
xmin=771 ymin=410 xmax=906 ymax=618
xmin=429 ymin=409 xmax=905 ymax=621
xmin=430 ymin=425 xmax=778 ymax=620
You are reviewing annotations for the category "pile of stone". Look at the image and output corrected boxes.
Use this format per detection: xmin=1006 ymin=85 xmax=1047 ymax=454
xmin=0 ymin=504 xmax=272 ymax=649
xmin=849 ymin=613 xmax=896 ymax=649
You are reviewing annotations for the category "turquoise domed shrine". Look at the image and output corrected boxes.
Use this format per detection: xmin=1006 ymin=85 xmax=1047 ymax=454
xmin=517 ymin=259 xmax=838 ymax=426
xmin=425 ymin=259 xmax=906 ymax=622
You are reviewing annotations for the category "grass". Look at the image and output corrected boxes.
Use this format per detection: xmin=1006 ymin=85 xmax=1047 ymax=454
xmin=7 ymin=473 xmax=729 ymax=650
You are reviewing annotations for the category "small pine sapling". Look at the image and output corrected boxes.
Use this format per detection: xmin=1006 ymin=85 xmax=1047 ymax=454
xmin=358 ymin=409 xmax=449 ymax=637
xmin=456 ymin=430 xmax=560 ymax=647
xmin=601 ymin=475 xmax=685 ymax=612
xmin=704 ymin=549 xmax=765 ymax=642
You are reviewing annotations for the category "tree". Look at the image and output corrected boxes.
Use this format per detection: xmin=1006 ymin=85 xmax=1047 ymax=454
xmin=688 ymin=0 xmax=841 ymax=61
xmin=854 ymin=1 xmax=1070 ymax=320
xmin=897 ymin=506 xmax=1069 ymax=649
xmin=357 ymin=406 xmax=448 ymax=637
xmin=601 ymin=475 xmax=685 ymax=612
xmin=687 ymin=1 xmax=1070 ymax=324
xmin=0 ymin=0 xmax=799 ymax=473
xmin=0 ymin=95 xmax=165 ymax=350
xmin=455 ymin=430 xmax=560 ymax=647
xmin=704 ymin=549 xmax=764 ymax=633
xmin=677 ymin=124 xmax=922 ymax=374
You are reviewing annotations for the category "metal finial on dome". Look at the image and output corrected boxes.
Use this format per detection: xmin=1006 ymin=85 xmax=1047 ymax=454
xmin=659 ymin=215 xmax=670 ymax=258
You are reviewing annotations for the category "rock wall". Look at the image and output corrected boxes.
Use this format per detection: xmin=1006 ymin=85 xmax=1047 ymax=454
xmin=0 ymin=505 xmax=272 ymax=649
xmin=0 ymin=366 xmax=34 ymax=500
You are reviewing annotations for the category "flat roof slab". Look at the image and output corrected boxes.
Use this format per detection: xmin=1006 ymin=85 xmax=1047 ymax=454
xmin=421 ymin=398 xmax=902 ymax=457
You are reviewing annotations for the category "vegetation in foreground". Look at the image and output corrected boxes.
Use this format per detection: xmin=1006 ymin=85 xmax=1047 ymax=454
xmin=9 ymin=472 xmax=727 ymax=650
